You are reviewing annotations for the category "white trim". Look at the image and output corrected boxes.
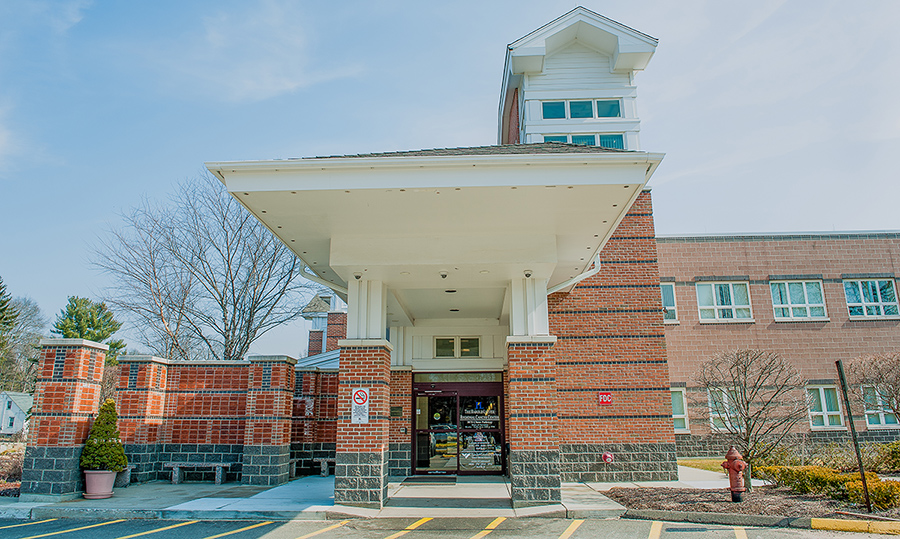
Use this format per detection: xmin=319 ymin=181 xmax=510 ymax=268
xmin=338 ymin=339 xmax=394 ymax=351
xmin=506 ymin=335 xmax=557 ymax=344
xmin=39 ymin=338 xmax=109 ymax=351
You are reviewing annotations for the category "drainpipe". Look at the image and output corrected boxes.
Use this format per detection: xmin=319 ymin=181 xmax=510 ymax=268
xmin=547 ymin=254 xmax=601 ymax=295
xmin=300 ymin=264 xmax=349 ymax=295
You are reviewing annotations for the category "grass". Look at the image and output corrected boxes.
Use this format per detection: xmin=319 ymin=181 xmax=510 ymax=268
xmin=678 ymin=458 xmax=726 ymax=474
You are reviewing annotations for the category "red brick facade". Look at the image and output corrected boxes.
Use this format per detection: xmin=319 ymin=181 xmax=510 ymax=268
xmin=307 ymin=329 xmax=324 ymax=356
xmin=325 ymin=312 xmax=346 ymax=353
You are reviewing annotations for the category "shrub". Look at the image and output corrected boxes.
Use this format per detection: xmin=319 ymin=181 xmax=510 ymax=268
xmin=0 ymin=447 xmax=24 ymax=482
xmin=756 ymin=465 xmax=879 ymax=499
xmin=878 ymin=441 xmax=900 ymax=472
xmin=847 ymin=479 xmax=900 ymax=510
xmin=79 ymin=399 xmax=128 ymax=472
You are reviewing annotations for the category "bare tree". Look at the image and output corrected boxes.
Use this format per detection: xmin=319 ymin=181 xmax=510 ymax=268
xmin=95 ymin=173 xmax=316 ymax=361
xmin=0 ymin=297 xmax=47 ymax=393
xmin=848 ymin=352 xmax=900 ymax=423
xmin=693 ymin=349 xmax=809 ymax=487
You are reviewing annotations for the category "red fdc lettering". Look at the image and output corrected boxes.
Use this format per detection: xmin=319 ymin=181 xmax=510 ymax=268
xmin=598 ymin=392 xmax=612 ymax=405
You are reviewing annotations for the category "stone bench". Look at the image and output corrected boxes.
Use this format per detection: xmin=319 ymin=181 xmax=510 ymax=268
xmin=312 ymin=457 xmax=335 ymax=477
xmin=289 ymin=458 xmax=300 ymax=478
xmin=114 ymin=465 xmax=135 ymax=488
xmin=163 ymin=462 xmax=231 ymax=485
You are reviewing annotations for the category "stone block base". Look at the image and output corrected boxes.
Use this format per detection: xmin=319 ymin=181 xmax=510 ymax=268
xmin=290 ymin=442 xmax=336 ymax=475
xmin=242 ymin=444 xmax=290 ymax=486
xmin=388 ymin=442 xmax=411 ymax=477
xmin=560 ymin=443 xmax=678 ymax=482
xmin=509 ymin=449 xmax=561 ymax=507
xmin=334 ymin=451 xmax=388 ymax=509
xmin=19 ymin=446 xmax=83 ymax=501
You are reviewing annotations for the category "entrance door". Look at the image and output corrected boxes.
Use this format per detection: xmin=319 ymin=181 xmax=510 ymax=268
xmin=412 ymin=380 xmax=504 ymax=475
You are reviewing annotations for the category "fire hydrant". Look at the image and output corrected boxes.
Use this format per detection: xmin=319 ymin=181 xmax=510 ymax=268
xmin=721 ymin=446 xmax=747 ymax=502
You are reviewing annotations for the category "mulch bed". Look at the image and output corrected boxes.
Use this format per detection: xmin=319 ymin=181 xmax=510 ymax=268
xmin=605 ymin=485 xmax=899 ymax=519
xmin=0 ymin=481 xmax=20 ymax=497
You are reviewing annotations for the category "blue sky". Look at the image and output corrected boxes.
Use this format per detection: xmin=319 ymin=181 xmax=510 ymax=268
xmin=1 ymin=1 xmax=898 ymax=356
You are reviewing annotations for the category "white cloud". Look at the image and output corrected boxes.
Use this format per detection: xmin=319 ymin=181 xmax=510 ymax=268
xmin=146 ymin=0 xmax=361 ymax=103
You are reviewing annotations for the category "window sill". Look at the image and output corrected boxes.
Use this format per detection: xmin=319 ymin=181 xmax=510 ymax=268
xmin=848 ymin=316 xmax=900 ymax=321
xmin=866 ymin=424 xmax=900 ymax=430
xmin=664 ymin=320 xmax=680 ymax=325
xmin=810 ymin=426 xmax=846 ymax=432
xmin=699 ymin=319 xmax=755 ymax=325
xmin=674 ymin=428 xmax=691 ymax=434
xmin=774 ymin=318 xmax=830 ymax=323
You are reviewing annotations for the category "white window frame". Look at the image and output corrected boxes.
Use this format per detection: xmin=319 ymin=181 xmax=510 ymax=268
xmin=433 ymin=336 xmax=481 ymax=359
xmin=541 ymin=133 xmax=626 ymax=149
xmin=6 ymin=417 xmax=12 ymax=429
xmin=708 ymin=388 xmax=741 ymax=432
xmin=661 ymin=283 xmax=678 ymax=323
xmin=807 ymin=385 xmax=844 ymax=430
xmin=695 ymin=281 xmax=753 ymax=322
xmin=671 ymin=388 xmax=689 ymax=432
xmin=863 ymin=385 xmax=899 ymax=429
xmin=770 ymin=280 xmax=828 ymax=321
xmin=843 ymin=279 xmax=900 ymax=319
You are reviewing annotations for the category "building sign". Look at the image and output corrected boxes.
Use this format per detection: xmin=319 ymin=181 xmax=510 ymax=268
xmin=598 ymin=392 xmax=612 ymax=405
xmin=351 ymin=388 xmax=369 ymax=424
xmin=460 ymin=397 xmax=500 ymax=429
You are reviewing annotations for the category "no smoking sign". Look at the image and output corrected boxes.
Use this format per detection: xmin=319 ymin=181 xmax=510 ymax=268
xmin=351 ymin=388 xmax=370 ymax=424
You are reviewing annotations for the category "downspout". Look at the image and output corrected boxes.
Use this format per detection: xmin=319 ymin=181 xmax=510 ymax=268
xmin=300 ymin=264 xmax=349 ymax=296
xmin=547 ymin=254 xmax=601 ymax=295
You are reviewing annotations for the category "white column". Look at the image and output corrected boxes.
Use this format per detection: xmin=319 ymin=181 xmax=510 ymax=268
xmin=509 ymin=277 xmax=550 ymax=336
xmin=346 ymin=279 xmax=388 ymax=340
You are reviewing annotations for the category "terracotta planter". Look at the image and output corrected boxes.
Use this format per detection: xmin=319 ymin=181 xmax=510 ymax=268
xmin=83 ymin=470 xmax=117 ymax=499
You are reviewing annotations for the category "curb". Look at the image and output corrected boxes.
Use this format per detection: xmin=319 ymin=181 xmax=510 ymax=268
xmin=811 ymin=517 xmax=900 ymax=535
xmin=623 ymin=509 xmax=811 ymax=529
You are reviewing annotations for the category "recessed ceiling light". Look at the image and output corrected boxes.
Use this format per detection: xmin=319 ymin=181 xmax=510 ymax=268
xmin=277 ymin=226 xmax=282 ymax=229
xmin=291 ymin=240 xmax=296 ymax=242
xmin=594 ymin=234 xmax=599 ymax=237
xmin=450 ymin=308 xmax=460 ymax=312
xmin=480 ymin=270 xmax=490 ymax=274
xmin=612 ymin=204 xmax=618 ymax=207
xmin=445 ymin=289 xmax=457 ymax=294
xmin=624 ymin=185 xmax=629 ymax=188
xmin=261 ymin=210 xmax=267 ymax=213
xmin=243 ymin=192 xmax=249 ymax=196
xmin=291 ymin=191 xmax=297 ymax=194
xmin=400 ymin=271 xmax=410 ymax=275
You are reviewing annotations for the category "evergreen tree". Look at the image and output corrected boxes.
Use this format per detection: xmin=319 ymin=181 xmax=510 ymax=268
xmin=0 ymin=276 xmax=19 ymax=344
xmin=52 ymin=296 xmax=125 ymax=362
xmin=79 ymin=399 xmax=128 ymax=471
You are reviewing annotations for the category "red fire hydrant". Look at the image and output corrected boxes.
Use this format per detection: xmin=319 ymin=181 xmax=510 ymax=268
xmin=721 ymin=446 xmax=747 ymax=502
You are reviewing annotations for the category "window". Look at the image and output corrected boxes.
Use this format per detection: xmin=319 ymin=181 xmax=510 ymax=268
xmin=541 ymin=101 xmax=566 ymax=119
xmin=671 ymin=389 xmax=689 ymax=431
xmin=434 ymin=337 xmax=480 ymax=359
xmin=708 ymin=388 xmax=740 ymax=431
xmin=7 ymin=417 xmax=13 ymax=428
xmin=596 ymin=100 xmax=621 ymax=117
xmin=696 ymin=282 xmax=752 ymax=321
xmin=770 ymin=280 xmax=827 ymax=320
xmin=541 ymin=134 xmax=626 ymax=149
xmin=808 ymin=386 xmax=843 ymax=428
xmin=540 ymin=99 xmax=622 ymax=119
xmin=660 ymin=283 xmax=677 ymax=322
xmin=863 ymin=386 xmax=898 ymax=428
xmin=5 ymin=400 xmax=10 ymax=410
xmin=844 ymin=279 xmax=899 ymax=318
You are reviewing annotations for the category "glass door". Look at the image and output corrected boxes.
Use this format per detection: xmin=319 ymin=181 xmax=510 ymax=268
xmin=459 ymin=396 xmax=502 ymax=473
xmin=414 ymin=391 xmax=459 ymax=474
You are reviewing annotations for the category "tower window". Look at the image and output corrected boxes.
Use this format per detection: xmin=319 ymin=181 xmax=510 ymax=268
xmin=596 ymin=100 xmax=621 ymax=117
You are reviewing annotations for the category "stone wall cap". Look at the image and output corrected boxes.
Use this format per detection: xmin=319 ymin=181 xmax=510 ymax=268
xmin=39 ymin=338 xmax=109 ymax=351
xmin=118 ymin=355 xmax=169 ymax=364
xmin=390 ymin=365 xmax=413 ymax=371
xmin=118 ymin=356 xmax=250 ymax=366
xmin=338 ymin=339 xmax=394 ymax=352
xmin=506 ymin=335 xmax=558 ymax=345
xmin=248 ymin=354 xmax=298 ymax=365
xmin=294 ymin=366 xmax=339 ymax=373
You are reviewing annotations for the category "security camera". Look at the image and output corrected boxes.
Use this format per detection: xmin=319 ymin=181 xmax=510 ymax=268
xmin=440 ymin=271 xmax=448 ymax=279
xmin=524 ymin=270 xmax=533 ymax=278
xmin=353 ymin=273 xmax=362 ymax=280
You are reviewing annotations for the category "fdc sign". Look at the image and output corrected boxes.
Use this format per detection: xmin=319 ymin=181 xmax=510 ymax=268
xmin=351 ymin=388 xmax=370 ymax=424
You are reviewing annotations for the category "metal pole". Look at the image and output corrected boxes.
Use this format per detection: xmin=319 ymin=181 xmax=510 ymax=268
xmin=836 ymin=359 xmax=872 ymax=513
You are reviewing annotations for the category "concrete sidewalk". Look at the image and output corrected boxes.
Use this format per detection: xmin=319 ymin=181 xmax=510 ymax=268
xmin=0 ymin=466 xmax=726 ymax=521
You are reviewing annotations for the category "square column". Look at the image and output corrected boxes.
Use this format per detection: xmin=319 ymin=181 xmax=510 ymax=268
xmin=20 ymin=339 xmax=108 ymax=501
xmin=507 ymin=335 xmax=560 ymax=507
xmin=116 ymin=356 xmax=168 ymax=483
xmin=335 ymin=339 xmax=392 ymax=509
xmin=243 ymin=355 xmax=297 ymax=486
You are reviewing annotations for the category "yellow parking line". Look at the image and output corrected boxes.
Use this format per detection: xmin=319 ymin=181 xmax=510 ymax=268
xmin=21 ymin=519 xmax=126 ymax=539
xmin=469 ymin=517 xmax=506 ymax=539
xmin=734 ymin=527 xmax=747 ymax=539
xmin=384 ymin=517 xmax=433 ymax=539
xmin=648 ymin=521 xmax=662 ymax=539
xmin=558 ymin=519 xmax=584 ymax=539
xmin=114 ymin=520 xmax=199 ymax=539
xmin=0 ymin=519 xmax=58 ymax=530
xmin=296 ymin=520 xmax=349 ymax=539
xmin=200 ymin=521 xmax=273 ymax=539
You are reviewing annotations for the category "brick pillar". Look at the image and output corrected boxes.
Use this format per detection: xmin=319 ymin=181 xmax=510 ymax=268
xmin=507 ymin=336 xmax=560 ymax=507
xmin=325 ymin=312 xmax=347 ymax=352
xmin=243 ymin=356 xmax=296 ymax=486
xmin=20 ymin=339 xmax=107 ymax=501
xmin=335 ymin=340 xmax=391 ymax=508
xmin=308 ymin=329 xmax=324 ymax=356
xmin=116 ymin=356 xmax=168 ymax=483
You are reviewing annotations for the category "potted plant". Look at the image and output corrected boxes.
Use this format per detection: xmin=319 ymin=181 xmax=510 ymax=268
xmin=80 ymin=398 xmax=128 ymax=499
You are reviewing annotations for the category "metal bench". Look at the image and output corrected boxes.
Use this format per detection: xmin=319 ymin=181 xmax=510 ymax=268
xmin=163 ymin=462 xmax=231 ymax=485
xmin=312 ymin=457 xmax=335 ymax=477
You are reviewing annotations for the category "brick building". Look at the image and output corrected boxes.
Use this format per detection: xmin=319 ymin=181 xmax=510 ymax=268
xmin=19 ymin=7 xmax=900 ymax=509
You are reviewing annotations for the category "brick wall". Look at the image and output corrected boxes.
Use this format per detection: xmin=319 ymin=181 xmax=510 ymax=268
xmin=659 ymin=233 xmax=900 ymax=444
xmin=548 ymin=191 xmax=677 ymax=481
xmin=291 ymin=369 xmax=338 ymax=473
xmin=308 ymin=329 xmax=324 ymax=356
xmin=389 ymin=369 xmax=412 ymax=476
